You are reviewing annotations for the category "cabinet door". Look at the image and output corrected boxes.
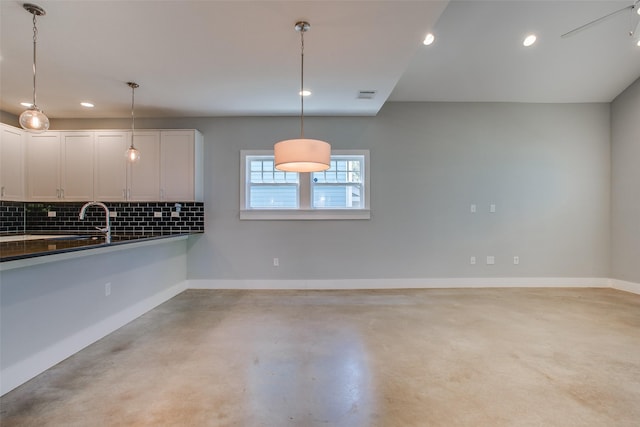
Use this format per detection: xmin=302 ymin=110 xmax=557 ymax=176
xmin=128 ymin=131 xmax=160 ymax=201
xmin=94 ymin=131 xmax=128 ymax=201
xmin=61 ymin=132 xmax=94 ymax=201
xmin=0 ymin=124 xmax=25 ymax=201
xmin=160 ymin=130 xmax=194 ymax=201
xmin=27 ymin=132 xmax=61 ymax=201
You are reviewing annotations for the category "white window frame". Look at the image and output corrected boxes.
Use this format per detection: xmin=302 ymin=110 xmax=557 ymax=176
xmin=240 ymin=149 xmax=370 ymax=220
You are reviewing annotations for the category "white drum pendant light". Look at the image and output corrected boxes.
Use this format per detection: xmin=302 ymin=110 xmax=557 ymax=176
xmin=19 ymin=3 xmax=49 ymax=133
xmin=125 ymin=82 xmax=141 ymax=163
xmin=274 ymin=21 xmax=330 ymax=172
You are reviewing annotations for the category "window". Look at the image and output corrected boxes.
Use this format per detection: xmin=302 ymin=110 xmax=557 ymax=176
xmin=240 ymin=150 xmax=370 ymax=220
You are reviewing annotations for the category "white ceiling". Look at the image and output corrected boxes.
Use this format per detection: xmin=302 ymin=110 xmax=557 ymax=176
xmin=1 ymin=0 xmax=639 ymax=120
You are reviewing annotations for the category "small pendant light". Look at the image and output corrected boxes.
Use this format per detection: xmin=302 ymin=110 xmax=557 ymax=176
xmin=19 ymin=3 xmax=49 ymax=133
xmin=125 ymin=82 xmax=141 ymax=163
xmin=274 ymin=21 xmax=331 ymax=172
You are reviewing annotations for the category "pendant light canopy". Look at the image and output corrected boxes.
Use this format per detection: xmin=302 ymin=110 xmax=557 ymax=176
xmin=125 ymin=82 xmax=141 ymax=163
xmin=274 ymin=21 xmax=330 ymax=173
xmin=19 ymin=3 xmax=49 ymax=133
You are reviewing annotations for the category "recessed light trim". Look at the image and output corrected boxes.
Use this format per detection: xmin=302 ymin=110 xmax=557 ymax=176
xmin=80 ymin=102 xmax=95 ymax=108
xmin=299 ymin=90 xmax=311 ymax=97
xmin=523 ymin=34 xmax=537 ymax=47
xmin=423 ymin=33 xmax=435 ymax=46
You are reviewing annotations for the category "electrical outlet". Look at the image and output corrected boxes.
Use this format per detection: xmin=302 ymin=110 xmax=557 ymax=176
xmin=273 ymin=258 xmax=279 ymax=267
xmin=470 ymin=204 xmax=477 ymax=213
xmin=490 ymin=204 xmax=496 ymax=213
xmin=154 ymin=211 xmax=163 ymax=218
xmin=513 ymin=256 xmax=520 ymax=265
xmin=486 ymin=256 xmax=495 ymax=265
xmin=470 ymin=256 xmax=476 ymax=265
xmin=47 ymin=211 xmax=56 ymax=217
xmin=105 ymin=282 xmax=111 ymax=296
xmin=171 ymin=211 xmax=180 ymax=218
xmin=109 ymin=211 xmax=117 ymax=218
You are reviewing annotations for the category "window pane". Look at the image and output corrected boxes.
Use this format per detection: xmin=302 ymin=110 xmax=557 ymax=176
xmin=286 ymin=172 xmax=298 ymax=182
xmin=250 ymin=185 xmax=298 ymax=208
xmin=250 ymin=172 xmax=263 ymax=183
xmin=274 ymin=171 xmax=286 ymax=183
xmin=312 ymin=184 xmax=362 ymax=208
xmin=250 ymin=161 xmax=262 ymax=172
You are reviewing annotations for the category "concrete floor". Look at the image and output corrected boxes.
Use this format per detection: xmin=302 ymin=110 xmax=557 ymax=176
xmin=1 ymin=288 xmax=639 ymax=426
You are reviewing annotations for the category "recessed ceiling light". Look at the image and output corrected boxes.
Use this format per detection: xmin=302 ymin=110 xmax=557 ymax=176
xmin=423 ymin=33 xmax=435 ymax=46
xmin=523 ymin=34 xmax=537 ymax=47
xmin=80 ymin=102 xmax=95 ymax=108
xmin=299 ymin=90 xmax=311 ymax=96
xmin=20 ymin=102 xmax=33 ymax=107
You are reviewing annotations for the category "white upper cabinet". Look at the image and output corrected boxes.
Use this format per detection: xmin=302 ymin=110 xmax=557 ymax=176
xmin=128 ymin=131 xmax=161 ymax=201
xmin=0 ymin=124 xmax=26 ymax=201
xmin=26 ymin=131 xmax=95 ymax=201
xmin=26 ymin=132 xmax=61 ymax=201
xmin=60 ymin=132 xmax=95 ymax=201
xmin=94 ymin=131 xmax=128 ymax=201
xmin=160 ymin=130 xmax=203 ymax=201
xmin=4 ymin=124 xmax=202 ymax=202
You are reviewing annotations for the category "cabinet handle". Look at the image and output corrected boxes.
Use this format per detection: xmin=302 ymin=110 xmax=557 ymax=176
xmin=122 ymin=189 xmax=126 ymax=199
xmin=56 ymin=189 xmax=60 ymax=198
xmin=127 ymin=188 xmax=130 ymax=199
xmin=60 ymin=189 xmax=64 ymax=199
xmin=1 ymin=186 xmax=5 ymax=197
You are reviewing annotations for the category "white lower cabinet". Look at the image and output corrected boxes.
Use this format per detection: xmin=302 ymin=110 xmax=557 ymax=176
xmin=0 ymin=124 xmax=26 ymax=201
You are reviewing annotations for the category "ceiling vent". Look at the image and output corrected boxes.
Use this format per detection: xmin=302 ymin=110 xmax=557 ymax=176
xmin=357 ymin=90 xmax=377 ymax=100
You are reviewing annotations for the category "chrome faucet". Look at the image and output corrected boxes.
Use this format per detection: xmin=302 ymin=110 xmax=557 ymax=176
xmin=79 ymin=201 xmax=111 ymax=244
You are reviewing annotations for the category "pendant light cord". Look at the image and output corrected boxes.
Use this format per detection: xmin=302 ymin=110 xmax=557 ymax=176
xmin=131 ymin=84 xmax=136 ymax=135
xmin=31 ymin=13 xmax=38 ymax=108
xmin=128 ymin=82 xmax=139 ymax=150
xmin=300 ymin=28 xmax=305 ymax=139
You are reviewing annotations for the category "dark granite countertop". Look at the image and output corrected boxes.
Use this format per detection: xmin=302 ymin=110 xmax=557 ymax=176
xmin=0 ymin=233 xmax=199 ymax=262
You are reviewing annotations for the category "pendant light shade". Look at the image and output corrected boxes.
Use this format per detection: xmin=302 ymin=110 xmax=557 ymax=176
xmin=20 ymin=3 xmax=49 ymax=133
xmin=274 ymin=21 xmax=330 ymax=172
xmin=274 ymin=138 xmax=330 ymax=172
xmin=125 ymin=82 xmax=141 ymax=163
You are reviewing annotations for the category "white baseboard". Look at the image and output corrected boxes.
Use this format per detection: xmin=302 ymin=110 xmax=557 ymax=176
xmin=1 ymin=280 xmax=188 ymax=396
xmin=187 ymin=277 xmax=611 ymax=290
xmin=610 ymin=279 xmax=640 ymax=295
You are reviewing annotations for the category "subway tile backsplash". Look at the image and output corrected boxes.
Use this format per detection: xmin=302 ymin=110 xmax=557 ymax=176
xmin=0 ymin=201 xmax=204 ymax=236
xmin=0 ymin=201 xmax=26 ymax=234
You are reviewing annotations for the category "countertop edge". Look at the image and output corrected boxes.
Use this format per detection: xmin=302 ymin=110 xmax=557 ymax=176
xmin=0 ymin=235 xmax=190 ymax=272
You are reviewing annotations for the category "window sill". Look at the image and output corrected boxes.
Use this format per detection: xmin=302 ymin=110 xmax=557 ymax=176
xmin=240 ymin=209 xmax=371 ymax=220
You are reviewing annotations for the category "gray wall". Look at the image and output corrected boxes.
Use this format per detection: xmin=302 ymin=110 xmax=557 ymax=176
xmin=611 ymin=78 xmax=640 ymax=283
xmin=53 ymin=101 xmax=611 ymax=280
